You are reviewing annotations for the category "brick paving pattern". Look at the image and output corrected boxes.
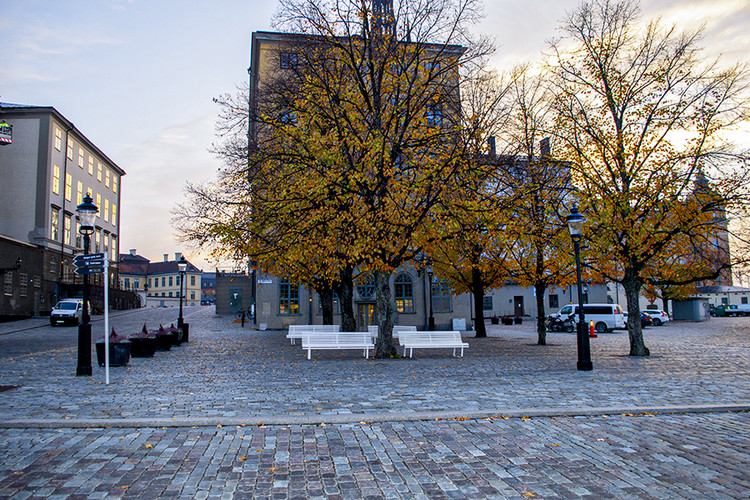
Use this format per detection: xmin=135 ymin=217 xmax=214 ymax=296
xmin=0 ymin=307 xmax=748 ymax=498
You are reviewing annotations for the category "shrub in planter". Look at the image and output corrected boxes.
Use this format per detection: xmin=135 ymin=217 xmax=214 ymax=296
xmin=154 ymin=324 xmax=173 ymax=351
xmin=490 ymin=315 xmax=499 ymax=325
xmin=129 ymin=323 xmax=157 ymax=358
xmin=96 ymin=328 xmax=131 ymax=367
xmin=168 ymin=323 xmax=184 ymax=346
xmin=501 ymin=315 xmax=514 ymax=325
xmin=514 ymin=316 xmax=523 ymax=325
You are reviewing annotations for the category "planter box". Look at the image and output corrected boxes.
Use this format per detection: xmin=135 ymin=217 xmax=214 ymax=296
xmin=154 ymin=334 xmax=173 ymax=351
xmin=129 ymin=337 xmax=156 ymax=358
xmin=95 ymin=342 xmax=131 ymax=367
xmin=490 ymin=317 xmax=499 ymax=325
xmin=514 ymin=317 xmax=523 ymax=325
xmin=501 ymin=317 xmax=513 ymax=325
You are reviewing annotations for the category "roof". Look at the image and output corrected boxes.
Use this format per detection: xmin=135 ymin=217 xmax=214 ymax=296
xmin=0 ymin=102 xmax=126 ymax=177
xmin=147 ymin=260 xmax=201 ymax=275
xmin=697 ymin=286 xmax=750 ymax=294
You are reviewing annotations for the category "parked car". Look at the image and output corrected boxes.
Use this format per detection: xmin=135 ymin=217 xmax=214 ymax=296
xmin=552 ymin=303 xmax=625 ymax=333
xmin=711 ymin=304 xmax=750 ymax=317
xmin=623 ymin=311 xmax=654 ymax=328
xmin=50 ymin=299 xmax=84 ymax=326
xmin=646 ymin=309 xmax=670 ymax=326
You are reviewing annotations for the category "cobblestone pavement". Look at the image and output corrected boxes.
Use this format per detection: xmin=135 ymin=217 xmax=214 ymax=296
xmin=0 ymin=308 xmax=748 ymax=498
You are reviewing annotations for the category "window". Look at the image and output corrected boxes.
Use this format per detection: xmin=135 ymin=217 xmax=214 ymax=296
xmin=65 ymin=173 xmax=72 ymax=201
xmin=67 ymin=138 xmax=73 ymax=160
xmin=97 ymin=163 xmax=102 ymax=182
xmin=95 ymin=231 xmax=100 ymax=253
xmin=483 ymin=296 xmax=493 ymax=310
xmin=161 ymin=277 xmax=166 ymax=287
xmin=280 ymin=52 xmax=297 ymax=69
xmin=88 ymin=157 xmax=94 ymax=175
xmin=356 ymin=273 xmax=375 ymax=300
xmin=112 ymin=177 xmax=118 ymax=194
xmin=549 ymin=294 xmax=559 ymax=309
xmin=51 ymin=209 xmax=59 ymax=240
xmin=96 ymin=193 xmax=101 ymax=211
xmin=75 ymin=222 xmax=81 ymax=248
xmin=52 ymin=165 xmax=60 ymax=194
xmin=168 ymin=292 xmax=172 ymax=297
xmin=104 ymin=199 xmax=109 ymax=222
xmin=743 ymin=297 xmax=748 ymax=305
xmin=19 ymin=274 xmax=27 ymax=297
xmin=54 ymin=127 xmax=62 ymax=151
xmin=425 ymin=60 xmax=440 ymax=73
xmin=395 ymin=273 xmax=414 ymax=313
xmin=169 ymin=276 xmax=173 ymax=287
xmin=64 ymin=215 xmax=71 ymax=246
xmin=721 ymin=297 xmax=729 ymax=305
xmin=3 ymin=274 xmax=12 ymax=296
xmin=77 ymin=181 xmax=83 ymax=205
xmin=190 ymin=275 xmax=196 ymax=286
xmin=110 ymin=236 xmax=116 ymax=260
xmin=78 ymin=150 xmax=84 ymax=168
xmin=317 ymin=293 xmax=340 ymax=315
xmin=431 ymin=280 xmax=451 ymax=313
xmin=124 ymin=278 xmax=131 ymax=290
xmin=279 ymin=279 xmax=299 ymax=314
xmin=191 ymin=291 xmax=195 ymax=300
xmin=105 ymin=169 xmax=110 ymax=188
xmin=34 ymin=275 xmax=41 ymax=288
xmin=50 ymin=257 xmax=56 ymax=273
xmin=103 ymin=232 xmax=109 ymax=255
xmin=426 ymin=104 xmax=442 ymax=128
xmin=150 ymin=278 xmax=155 ymax=288
xmin=134 ymin=279 xmax=140 ymax=289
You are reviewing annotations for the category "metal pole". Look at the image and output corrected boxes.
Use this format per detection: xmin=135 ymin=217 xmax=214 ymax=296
xmin=428 ymin=272 xmax=434 ymax=330
xmin=178 ymin=270 xmax=184 ymax=328
xmin=574 ymin=239 xmax=593 ymax=371
xmin=76 ymin=233 xmax=92 ymax=376
xmin=104 ymin=255 xmax=109 ymax=385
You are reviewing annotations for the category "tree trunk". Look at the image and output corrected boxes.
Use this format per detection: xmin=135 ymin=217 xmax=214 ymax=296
xmin=374 ymin=270 xmax=397 ymax=357
xmin=661 ymin=296 xmax=669 ymax=317
xmin=319 ymin=287 xmax=334 ymax=325
xmin=471 ymin=267 xmax=487 ymax=338
xmin=336 ymin=267 xmax=356 ymax=332
xmin=535 ymin=282 xmax=547 ymax=345
xmin=623 ymin=274 xmax=650 ymax=356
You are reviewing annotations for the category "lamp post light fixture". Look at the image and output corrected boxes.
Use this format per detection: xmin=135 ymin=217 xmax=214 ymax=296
xmin=75 ymin=194 xmax=98 ymax=376
xmin=0 ymin=257 xmax=22 ymax=276
xmin=566 ymin=206 xmax=593 ymax=371
xmin=178 ymin=255 xmax=187 ymax=328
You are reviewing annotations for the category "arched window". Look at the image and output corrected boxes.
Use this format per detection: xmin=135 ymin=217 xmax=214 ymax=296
xmin=279 ymin=279 xmax=299 ymax=315
xmin=356 ymin=273 xmax=375 ymax=300
xmin=395 ymin=273 xmax=414 ymax=313
xmin=431 ymin=279 xmax=452 ymax=313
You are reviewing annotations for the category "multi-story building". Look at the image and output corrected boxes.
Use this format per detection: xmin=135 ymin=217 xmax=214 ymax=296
xmin=119 ymin=251 xmax=202 ymax=308
xmin=0 ymin=103 xmax=125 ymax=317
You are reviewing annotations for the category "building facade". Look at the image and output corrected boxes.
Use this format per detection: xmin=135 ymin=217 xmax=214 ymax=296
xmin=119 ymin=251 xmax=202 ymax=308
xmin=0 ymin=103 xmax=126 ymax=317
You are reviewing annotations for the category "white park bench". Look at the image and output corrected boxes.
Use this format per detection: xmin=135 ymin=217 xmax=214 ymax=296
xmin=398 ymin=331 xmax=469 ymax=358
xmin=367 ymin=325 xmax=418 ymax=339
xmin=287 ymin=324 xmax=339 ymax=345
xmin=300 ymin=332 xmax=374 ymax=360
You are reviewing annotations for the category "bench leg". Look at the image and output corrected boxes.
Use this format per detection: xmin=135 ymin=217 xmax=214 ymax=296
xmin=452 ymin=347 xmax=456 ymax=357
xmin=307 ymin=349 xmax=311 ymax=360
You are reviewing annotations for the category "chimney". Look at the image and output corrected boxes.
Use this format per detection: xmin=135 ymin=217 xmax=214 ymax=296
xmin=175 ymin=252 xmax=182 ymax=261
xmin=129 ymin=249 xmax=136 ymax=256
xmin=163 ymin=254 xmax=168 ymax=262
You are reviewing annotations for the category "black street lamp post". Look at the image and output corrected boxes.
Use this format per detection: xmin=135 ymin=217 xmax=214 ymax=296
xmin=567 ymin=206 xmax=593 ymax=371
xmin=178 ymin=256 xmax=187 ymax=328
xmin=76 ymin=194 xmax=98 ymax=376
xmin=427 ymin=267 xmax=435 ymax=330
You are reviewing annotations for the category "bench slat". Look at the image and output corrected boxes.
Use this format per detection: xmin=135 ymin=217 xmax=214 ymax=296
xmin=398 ymin=331 xmax=468 ymax=358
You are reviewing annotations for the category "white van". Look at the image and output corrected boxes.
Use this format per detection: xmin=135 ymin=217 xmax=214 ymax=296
xmin=554 ymin=303 xmax=625 ymax=333
xmin=50 ymin=299 xmax=84 ymax=326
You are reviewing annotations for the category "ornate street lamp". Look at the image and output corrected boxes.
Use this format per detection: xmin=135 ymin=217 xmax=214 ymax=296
xmin=566 ymin=206 xmax=593 ymax=371
xmin=76 ymin=194 xmax=98 ymax=376
xmin=178 ymin=255 xmax=187 ymax=328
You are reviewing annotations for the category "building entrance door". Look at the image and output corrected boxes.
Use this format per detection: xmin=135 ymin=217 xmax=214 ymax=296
xmin=514 ymin=296 xmax=524 ymax=317
xmin=230 ymin=288 xmax=242 ymax=314
xmin=357 ymin=303 xmax=375 ymax=330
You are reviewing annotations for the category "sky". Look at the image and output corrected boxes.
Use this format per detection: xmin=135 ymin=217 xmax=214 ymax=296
xmin=1 ymin=0 xmax=748 ymax=272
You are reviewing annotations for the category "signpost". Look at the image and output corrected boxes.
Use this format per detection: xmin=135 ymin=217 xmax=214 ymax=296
xmin=73 ymin=253 xmax=112 ymax=383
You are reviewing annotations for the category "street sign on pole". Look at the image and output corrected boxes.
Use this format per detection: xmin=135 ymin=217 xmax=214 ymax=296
xmin=74 ymin=253 xmax=105 ymax=267
xmin=74 ymin=266 xmax=105 ymax=276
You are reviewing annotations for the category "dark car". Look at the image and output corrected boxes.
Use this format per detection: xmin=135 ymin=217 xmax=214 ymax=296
xmin=640 ymin=311 xmax=653 ymax=327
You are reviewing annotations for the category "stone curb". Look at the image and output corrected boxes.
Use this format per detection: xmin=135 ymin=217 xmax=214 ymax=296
xmin=1 ymin=403 xmax=747 ymax=429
